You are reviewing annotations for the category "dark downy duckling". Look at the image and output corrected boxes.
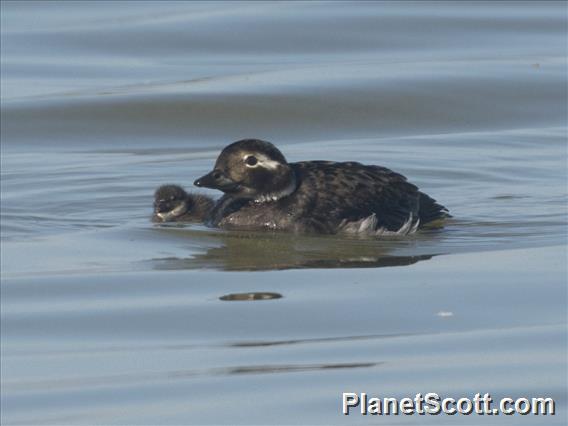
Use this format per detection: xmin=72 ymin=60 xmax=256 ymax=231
xmin=194 ymin=139 xmax=450 ymax=235
xmin=152 ymin=185 xmax=214 ymax=223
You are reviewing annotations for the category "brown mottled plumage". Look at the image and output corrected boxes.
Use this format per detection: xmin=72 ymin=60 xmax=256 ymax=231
xmin=194 ymin=139 xmax=450 ymax=235
xmin=152 ymin=185 xmax=214 ymax=223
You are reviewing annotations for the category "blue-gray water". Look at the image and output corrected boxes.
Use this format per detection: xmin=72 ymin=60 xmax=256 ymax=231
xmin=1 ymin=1 xmax=567 ymax=424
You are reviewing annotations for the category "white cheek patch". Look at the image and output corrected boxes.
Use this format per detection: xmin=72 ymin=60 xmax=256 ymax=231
xmin=243 ymin=153 xmax=281 ymax=170
xmin=259 ymin=158 xmax=281 ymax=170
xmin=156 ymin=203 xmax=187 ymax=221
xmin=171 ymin=203 xmax=187 ymax=216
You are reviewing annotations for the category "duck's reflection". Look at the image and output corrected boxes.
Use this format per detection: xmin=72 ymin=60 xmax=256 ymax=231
xmin=150 ymin=227 xmax=434 ymax=271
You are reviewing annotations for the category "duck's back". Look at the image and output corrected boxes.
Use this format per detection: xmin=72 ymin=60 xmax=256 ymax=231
xmin=213 ymin=161 xmax=449 ymax=234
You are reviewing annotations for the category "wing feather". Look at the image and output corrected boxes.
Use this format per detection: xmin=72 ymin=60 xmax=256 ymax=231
xmin=291 ymin=161 xmax=445 ymax=233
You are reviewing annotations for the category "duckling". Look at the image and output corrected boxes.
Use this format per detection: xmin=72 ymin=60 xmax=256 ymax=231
xmin=194 ymin=139 xmax=450 ymax=235
xmin=152 ymin=185 xmax=214 ymax=223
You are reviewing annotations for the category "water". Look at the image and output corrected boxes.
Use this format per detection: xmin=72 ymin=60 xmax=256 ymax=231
xmin=1 ymin=1 xmax=567 ymax=424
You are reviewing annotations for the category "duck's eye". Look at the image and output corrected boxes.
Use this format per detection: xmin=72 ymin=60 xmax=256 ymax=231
xmin=245 ymin=156 xmax=258 ymax=166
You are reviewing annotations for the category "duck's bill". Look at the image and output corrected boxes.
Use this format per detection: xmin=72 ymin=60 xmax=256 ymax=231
xmin=194 ymin=170 xmax=241 ymax=192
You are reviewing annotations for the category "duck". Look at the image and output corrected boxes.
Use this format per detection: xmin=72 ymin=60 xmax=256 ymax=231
xmin=152 ymin=184 xmax=214 ymax=223
xmin=194 ymin=139 xmax=450 ymax=235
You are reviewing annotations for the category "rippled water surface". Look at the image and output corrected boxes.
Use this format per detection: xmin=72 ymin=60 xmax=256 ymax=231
xmin=1 ymin=1 xmax=567 ymax=424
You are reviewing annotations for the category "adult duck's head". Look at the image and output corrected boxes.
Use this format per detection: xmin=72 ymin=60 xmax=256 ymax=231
xmin=194 ymin=139 xmax=296 ymax=202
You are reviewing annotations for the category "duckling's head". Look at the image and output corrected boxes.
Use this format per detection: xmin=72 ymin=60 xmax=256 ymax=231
xmin=194 ymin=139 xmax=296 ymax=202
xmin=153 ymin=185 xmax=190 ymax=222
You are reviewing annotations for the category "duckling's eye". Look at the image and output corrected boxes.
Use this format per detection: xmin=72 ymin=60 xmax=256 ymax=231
xmin=245 ymin=156 xmax=258 ymax=167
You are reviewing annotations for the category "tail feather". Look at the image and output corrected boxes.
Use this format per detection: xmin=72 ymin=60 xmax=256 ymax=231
xmin=418 ymin=192 xmax=451 ymax=225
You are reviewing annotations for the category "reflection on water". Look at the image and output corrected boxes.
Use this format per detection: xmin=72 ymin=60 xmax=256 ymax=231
xmin=4 ymin=361 xmax=381 ymax=393
xmin=150 ymin=227 xmax=435 ymax=271
xmin=220 ymin=292 xmax=283 ymax=301
xmin=229 ymin=332 xmax=413 ymax=348
xmin=223 ymin=362 xmax=380 ymax=375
